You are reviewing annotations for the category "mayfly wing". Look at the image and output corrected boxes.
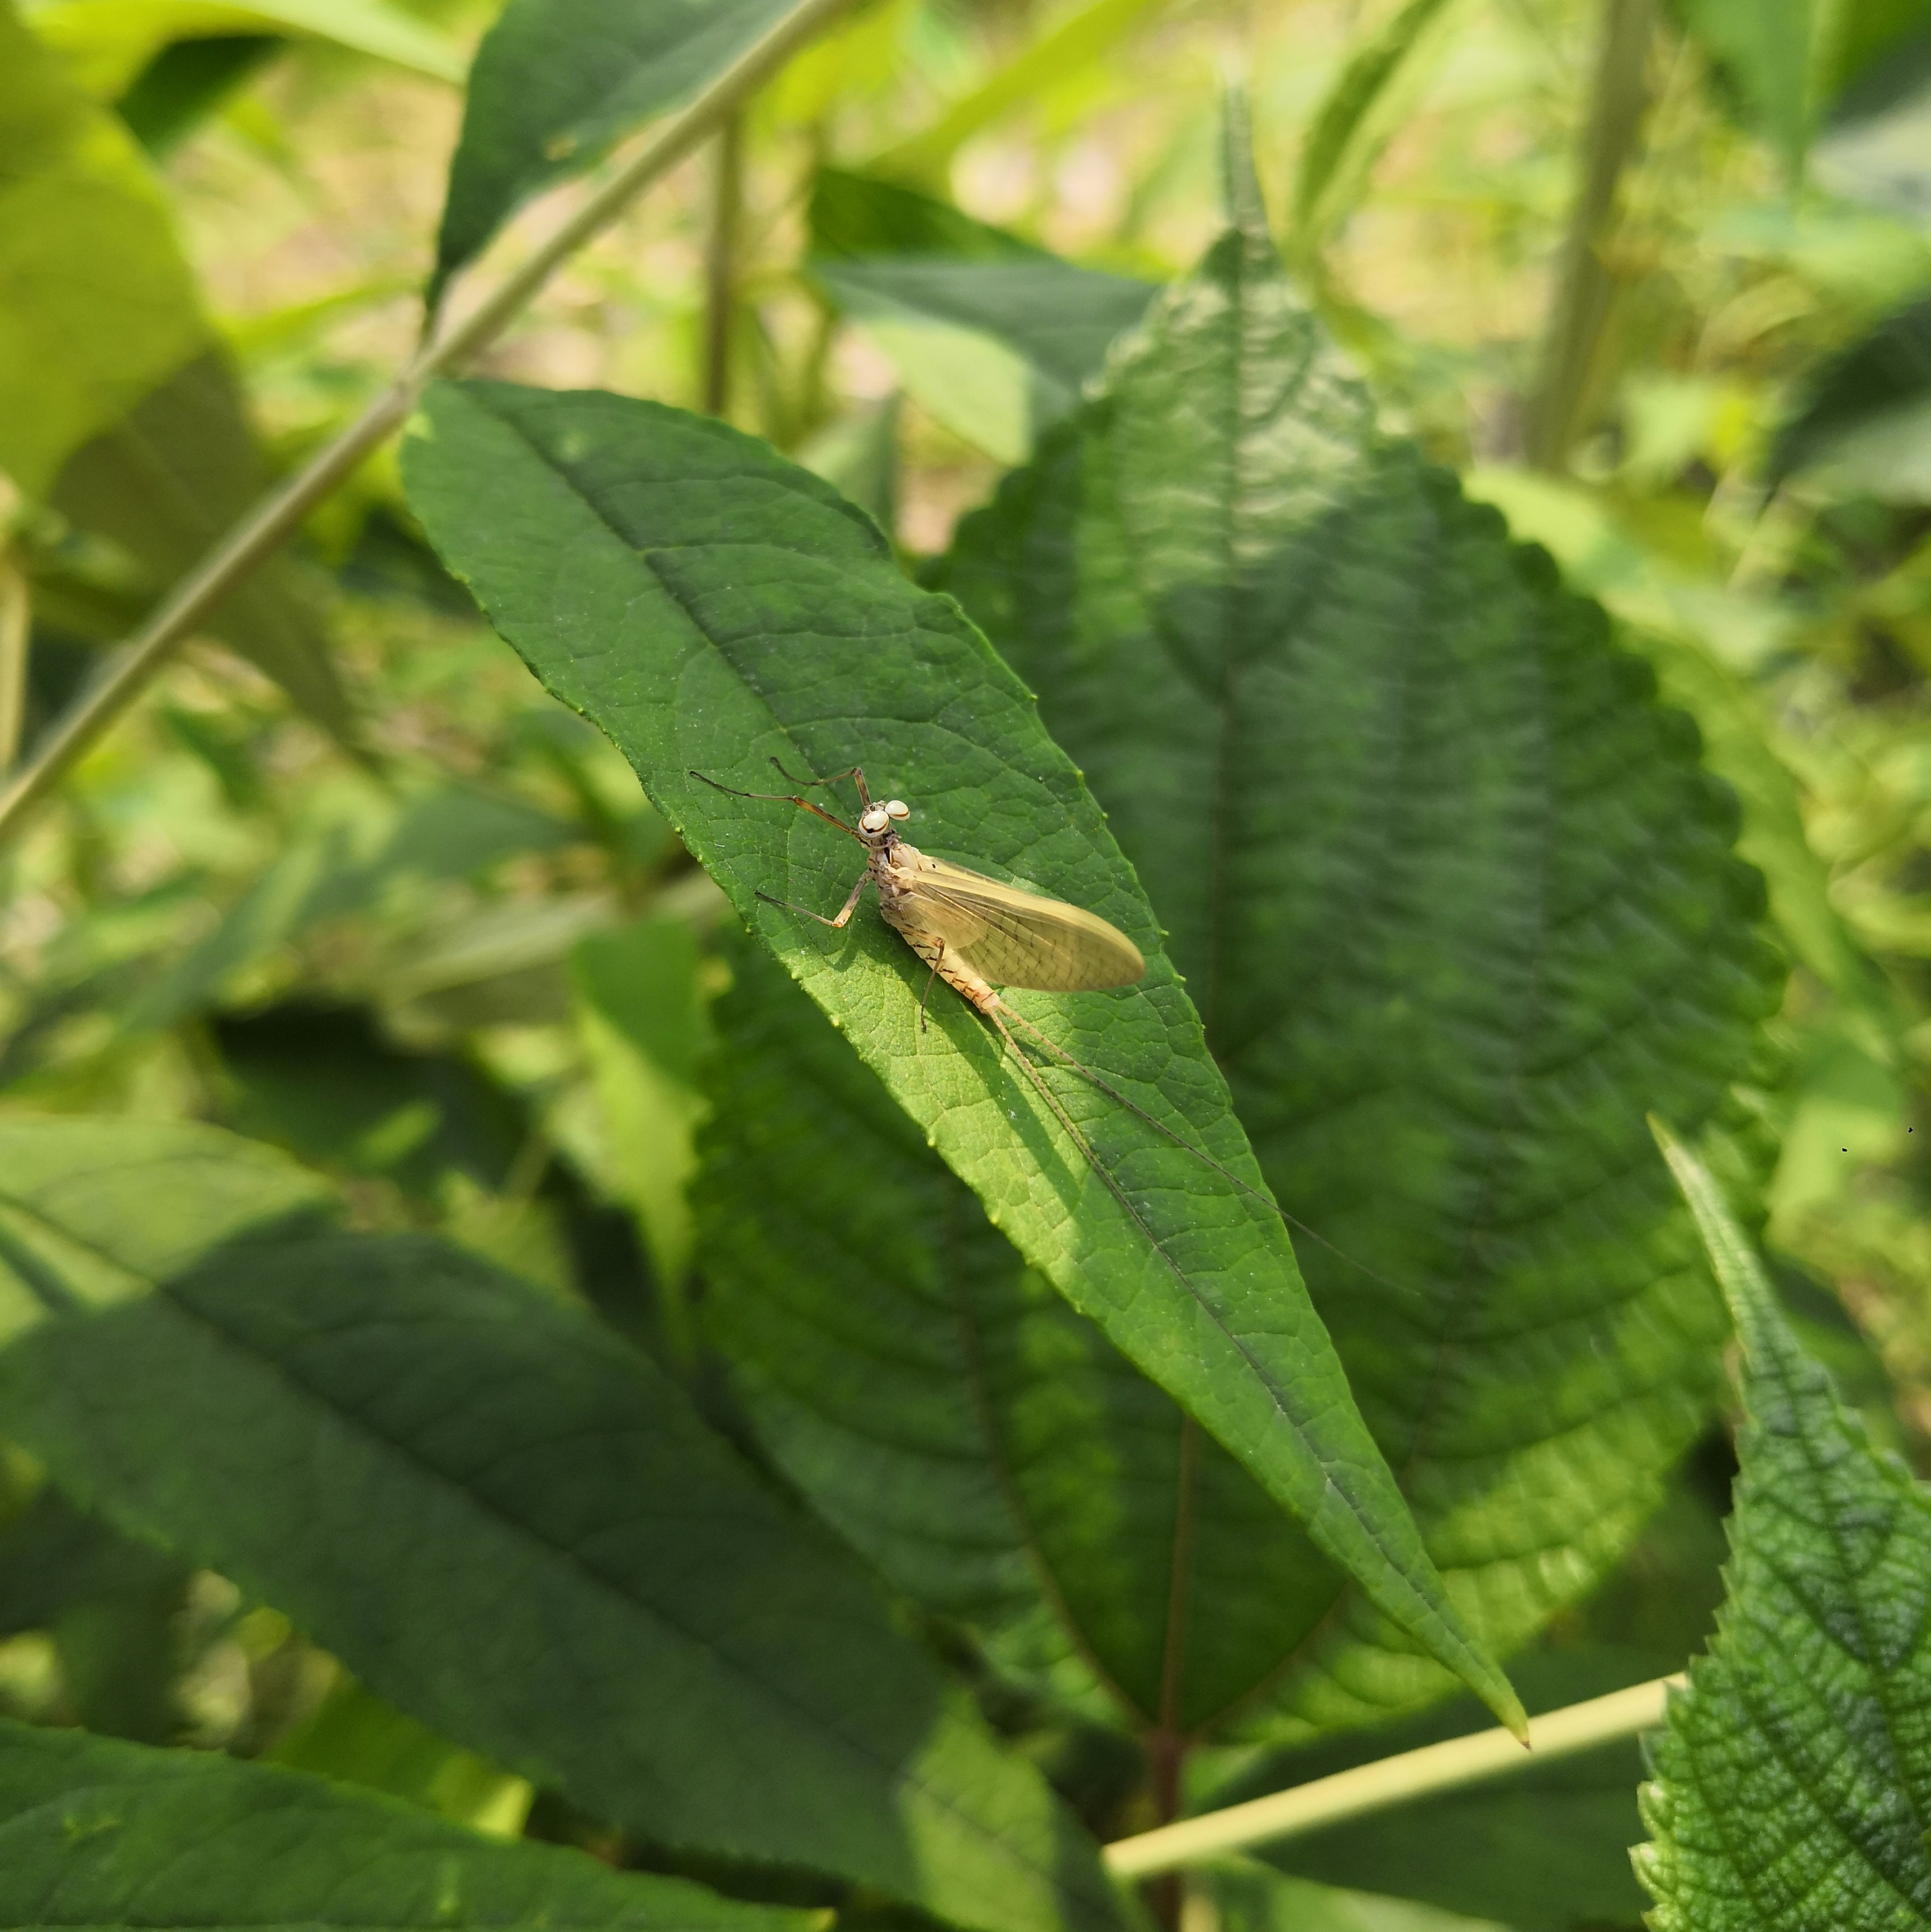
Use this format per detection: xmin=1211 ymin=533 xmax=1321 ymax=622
xmin=906 ymin=855 xmax=1145 ymax=991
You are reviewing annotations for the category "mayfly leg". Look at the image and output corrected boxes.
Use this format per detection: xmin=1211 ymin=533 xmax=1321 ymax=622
xmin=756 ymin=872 xmax=870 ymax=929
xmin=995 ymin=1002 xmax=1415 ymax=1296
xmin=978 ymin=1003 xmax=1190 ymax=1286
xmin=689 ymin=767 xmax=865 ymax=843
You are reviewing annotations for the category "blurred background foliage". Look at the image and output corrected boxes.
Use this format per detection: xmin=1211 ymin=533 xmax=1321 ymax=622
xmin=3 ymin=0 xmax=1931 ymax=1921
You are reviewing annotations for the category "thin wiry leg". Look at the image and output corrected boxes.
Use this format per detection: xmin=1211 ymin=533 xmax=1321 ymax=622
xmin=995 ymin=1002 xmax=1406 ymax=1292
xmin=769 ymin=757 xmax=868 ymax=807
xmin=756 ymin=870 xmax=869 ymax=929
xmin=919 ymin=941 xmax=945 ymax=1033
xmin=689 ymin=768 xmax=862 ymax=842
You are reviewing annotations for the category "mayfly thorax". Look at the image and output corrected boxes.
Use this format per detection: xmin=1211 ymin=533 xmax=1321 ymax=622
xmin=687 ymin=757 xmax=1370 ymax=1270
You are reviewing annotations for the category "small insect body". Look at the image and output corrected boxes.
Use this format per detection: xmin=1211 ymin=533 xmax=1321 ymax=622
xmin=689 ymin=759 xmax=1303 ymax=1254
xmin=692 ymin=759 xmax=1415 ymax=1299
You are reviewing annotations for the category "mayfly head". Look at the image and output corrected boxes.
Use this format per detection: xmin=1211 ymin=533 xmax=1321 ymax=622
xmin=858 ymin=798 xmax=911 ymax=844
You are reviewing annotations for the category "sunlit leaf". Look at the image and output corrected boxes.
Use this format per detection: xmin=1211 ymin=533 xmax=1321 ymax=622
xmin=1291 ymin=0 xmax=1469 ymax=251
xmin=430 ymin=0 xmax=797 ymax=307
xmin=571 ymin=916 xmax=709 ymax=1294
xmin=0 ymin=0 xmax=206 ymax=500
xmin=398 ymin=375 xmax=1525 ymax=1738
xmin=0 ymin=1142 xmax=1133 ymax=1932
xmin=866 ymin=0 xmax=1168 ymax=185
xmin=698 ymin=940 xmax=1328 ymax=1731
xmin=1677 ymin=0 xmax=1816 ymax=177
xmin=0 ymin=1718 xmax=809 ymax=1932
xmin=1642 ymin=1125 xmax=1931 ymax=1930
xmin=22 ymin=0 xmax=463 ymax=98
xmin=936 ymin=191 xmax=1782 ymax=1730
xmin=810 ymin=171 xmax=1156 ymax=444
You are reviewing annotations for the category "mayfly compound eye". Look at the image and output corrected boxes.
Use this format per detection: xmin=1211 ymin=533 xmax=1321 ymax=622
xmin=885 ymin=799 xmax=910 ymax=820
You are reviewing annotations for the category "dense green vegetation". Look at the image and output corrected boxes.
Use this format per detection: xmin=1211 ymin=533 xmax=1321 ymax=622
xmin=3 ymin=0 xmax=1931 ymax=1927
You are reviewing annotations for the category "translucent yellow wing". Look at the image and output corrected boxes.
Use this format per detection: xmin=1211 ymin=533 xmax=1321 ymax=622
xmin=904 ymin=854 xmax=1145 ymax=992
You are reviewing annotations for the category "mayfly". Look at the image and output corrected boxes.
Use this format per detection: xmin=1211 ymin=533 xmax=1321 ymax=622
xmin=690 ymin=759 xmax=1317 ymax=1250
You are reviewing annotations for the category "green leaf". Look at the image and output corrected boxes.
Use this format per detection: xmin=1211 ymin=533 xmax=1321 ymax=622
xmin=1214 ymin=1649 xmax=1662 ymax=1930
xmin=115 ymin=35 xmax=282 ymax=156
xmin=865 ymin=0 xmax=1168 ymax=186
xmin=1291 ymin=0 xmax=1469 ymax=250
xmin=1677 ymin=0 xmax=1816 ymax=178
xmin=23 ymin=0 xmax=463 ymax=98
xmin=0 ymin=1171 xmax=1132 ymax=1932
xmin=51 ymin=348 xmax=356 ymax=740
xmin=934 ymin=210 xmax=1782 ymax=1726
xmin=0 ymin=1717 xmax=806 ymax=1931
xmin=398 ymin=373 xmax=1525 ymax=1740
xmin=0 ymin=1112 xmax=331 ymax=1344
xmin=272 ymin=1678 xmax=532 ymax=1836
xmin=698 ymin=939 xmax=1339 ymax=1731
xmin=571 ymin=916 xmax=710 ymax=1294
xmin=1767 ymin=287 xmax=1931 ymax=487
xmin=0 ymin=0 xmax=207 ymax=501
xmin=1642 ymin=1125 xmax=1931 ymax=1930
xmin=808 ymin=172 xmax=1156 ymax=450
xmin=430 ymin=0 xmax=797 ymax=309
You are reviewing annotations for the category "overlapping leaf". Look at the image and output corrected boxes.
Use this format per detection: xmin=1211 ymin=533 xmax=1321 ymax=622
xmin=1767 ymin=287 xmax=1931 ymax=489
xmin=399 ymin=375 xmax=1524 ymax=1737
xmin=0 ymin=1120 xmax=1132 ymax=1932
xmin=0 ymin=1718 xmax=804 ymax=1932
xmin=1640 ymin=1129 xmax=1931 ymax=1930
xmin=430 ymin=0 xmax=796 ymax=307
xmin=936 ymin=202 xmax=1782 ymax=1729
xmin=698 ymin=941 xmax=1340 ymax=1734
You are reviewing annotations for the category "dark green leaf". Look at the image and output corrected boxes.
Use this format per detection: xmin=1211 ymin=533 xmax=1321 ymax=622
xmin=0 ymin=1190 xmax=1131 ymax=1932
xmin=936 ymin=209 xmax=1782 ymax=1726
xmin=1676 ymin=0 xmax=1815 ymax=176
xmin=0 ymin=1489 xmax=179 ymax=1638
xmin=698 ymin=939 xmax=1335 ymax=1732
xmin=1640 ymin=1127 xmax=1931 ymax=1931
xmin=51 ymin=348 xmax=356 ymax=740
xmin=115 ymin=35 xmax=283 ymax=156
xmin=431 ymin=0 xmax=797 ymax=308
xmin=1767 ymin=288 xmax=1931 ymax=486
xmin=0 ymin=1717 xmax=808 ymax=1932
xmin=399 ymin=374 xmax=1524 ymax=1739
xmin=808 ymin=171 xmax=1156 ymax=435
xmin=1213 ymin=1649 xmax=1662 ymax=1931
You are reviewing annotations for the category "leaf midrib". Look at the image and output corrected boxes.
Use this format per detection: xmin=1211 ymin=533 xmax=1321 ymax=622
xmin=472 ymin=382 xmax=1450 ymax=1622
xmin=46 ymin=1258 xmax=1104 ymax=1906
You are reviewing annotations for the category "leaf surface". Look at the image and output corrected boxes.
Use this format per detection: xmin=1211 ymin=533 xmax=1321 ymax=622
xmin=430 ymin=0 xmax=796 ymax=306
xmin=809 ymin=171 xmax=1156 ymax=433
xmin=936 ymin=209 xmax=1782 ymax=1729
xmin=51 ymin=348 xmax=355 ymax=739
xmin=1767 ymin=287 xmax=1931 ymax=488
xmin=399 ymin=373 xmax=1523 ymax=1737
xmin=1640 ymin=1127 xmax=1931 ymax=1931
xmin=0 ymin=0 xmax=206 ymax=500
xmin=0 ymin=1158 xmax=1131 ymax=1932
xmin=698 ymin=940 xmax=1336 ymax=1732
xmin=0 ymin=1717 xmax=804 ymax=1931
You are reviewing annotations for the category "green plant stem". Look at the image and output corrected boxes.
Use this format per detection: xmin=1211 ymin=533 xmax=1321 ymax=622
xmin=703 ymin=112 xmax=746 ymax=417
xmin=0 ymin=552 xmax=27 ymax=774
xmin=1520 ymin=0 xmax=1658 ymax=471
xmin=0 ymin=0 xmax=860 ymax=848
xmin=1103 ymin=1673 xmax=1681 ymax=1878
